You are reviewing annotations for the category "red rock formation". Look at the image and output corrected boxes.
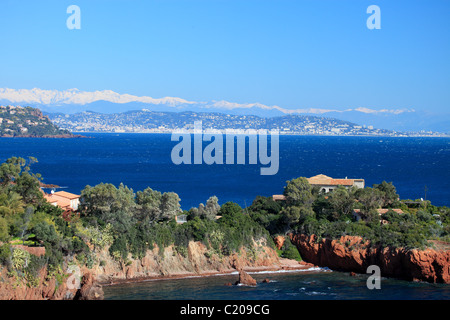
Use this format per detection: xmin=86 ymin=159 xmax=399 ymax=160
xmin=236 ymin=270 xmax=257 ymax=286
xmin=0 ymin=267 xmax=103 ymax=300
xmin=0 ymin=240 xmax=298 ymax=299
xmin=290 ymin=234 xmax=450 ymax=283
xmin=75 ymin=271 xmax=104 ymax=300
xmin=273 ymin=235 xmax=285 ymax=250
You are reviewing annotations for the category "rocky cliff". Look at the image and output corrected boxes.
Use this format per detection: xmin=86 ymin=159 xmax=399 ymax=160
xmin=93 ymin=240 xmax=287 ymax=284
xmin=290 ymin=234 xmax=450 ymax=283
xmin=0 ymin=239 xmax=309 ymax=299
xmin=0 ymin=266 xmax=101 ymax=300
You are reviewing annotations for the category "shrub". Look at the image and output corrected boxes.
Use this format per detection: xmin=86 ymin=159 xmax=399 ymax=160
xmin=0 ymin=216 xmax=9 ymax=242
xmin=12 ymin=248 xmax=31 ymax=271
xmin=281 ymin=241 xmax=302 ymax=261
xmin=109 ymin=234 xmax=128 ymax=261
xmin=0 ymin=244 xmax=12 ymax=267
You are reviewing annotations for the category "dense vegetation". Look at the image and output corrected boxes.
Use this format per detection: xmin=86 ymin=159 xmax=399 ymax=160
xmin=0 ymin=157 xmax=90 ymax=286
xmin=248 ymin=178 xmax=450 ymax=250
xmin=0 ymin=157 xmax=271 ymax=286
xmin=0 ymin=156 xmax=449 ymax=288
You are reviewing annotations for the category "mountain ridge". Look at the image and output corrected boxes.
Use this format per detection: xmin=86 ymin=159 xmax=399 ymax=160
xmin=1 ymin=88 xmax=448 ymax=133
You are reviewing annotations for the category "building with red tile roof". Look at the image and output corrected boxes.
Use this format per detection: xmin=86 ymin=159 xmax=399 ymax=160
xmin=43 ymin=191 xmax=80 ymax=211
xmin=307 ymin=174 xmax=365 ymax=193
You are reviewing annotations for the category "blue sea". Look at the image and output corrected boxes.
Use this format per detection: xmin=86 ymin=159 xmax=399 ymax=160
xmin=102 ymin=269 xmax=450 ymax=300
xmin=0 ymin=134 xmax=449 ymax=209
xmin=1 ymin=133 xmax=449 ymax=300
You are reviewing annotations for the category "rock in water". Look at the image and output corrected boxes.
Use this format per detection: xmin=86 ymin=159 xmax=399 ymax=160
xmin=75 ymin=272 xmax=104 ymax=300
xmin=236 ymin=270 xmax=257 ymax=286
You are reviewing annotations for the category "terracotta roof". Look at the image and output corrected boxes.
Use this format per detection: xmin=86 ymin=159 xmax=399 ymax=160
xmin=43 ymin=194 xmax=71 ymax=209
xmin=52 ymin=191 xmax=80 ymax=200
xmin=307 ymin=174 xmax=360 ymax=186
xmin=329 ymin=179 xmax=355 ymax=186
xmin=43 ymin=191 xmax=79 ymax=210
xmin=377 ymin=209 xmax=404 ymax=214
xmin=354 ymin=208 xmax=404 ymax=215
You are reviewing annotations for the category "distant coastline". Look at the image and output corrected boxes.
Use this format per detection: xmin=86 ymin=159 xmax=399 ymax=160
xmin=48 ymin=109 xmax=449 ymax=138
xmin=0 ymin=133 xmax=88 ymax=138
xmin=64 ymin=130 xmax=450 ymax=138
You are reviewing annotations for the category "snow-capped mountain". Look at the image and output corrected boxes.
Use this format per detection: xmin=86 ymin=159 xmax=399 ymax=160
xmin=0 ymin=88 xmax=447 ymax=133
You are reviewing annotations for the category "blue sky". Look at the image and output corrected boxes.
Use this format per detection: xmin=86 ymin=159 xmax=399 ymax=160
xmin=0 ymin=0 xmax=449 ymax=114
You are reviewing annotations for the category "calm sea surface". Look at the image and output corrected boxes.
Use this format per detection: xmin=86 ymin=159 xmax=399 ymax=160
xmin=102 ymin=269 xmax=450 ymax=300
xmin=1 ymin=133 xmax=449 ymax=300
xmin=0 ymin=134 xmax=449 ymax=209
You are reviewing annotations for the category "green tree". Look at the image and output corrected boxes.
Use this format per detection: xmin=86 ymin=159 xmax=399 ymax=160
xmin=0 ymin=157 xmax=25 ymax=187
xmin=81 ymin=183 xmax=136 ymax=224
xmin=160 ymin=192 xmax=182 ymax=222
xmin=328 ymin=186 xmax=355 ymax=220
xmin=280 ymin=205 xmax=315 ymax=229
xmin=354 ymin=187 xmax=384 ymax=213
xmin=0 ymin=216 xmax=9 ymax=242
xmin=248 ymin=196 xmax=281 ymax=215
xmin=0 ymin=191 xmax=25 ymax=217
xmin=204 ymin=196 xmax=220 ymax=220
xmin=218 ymin=202 xmax=244 ymax=220
xmin=136 ymin=188 xmax=181 ymax=223
xmin=136 ymin=187 xmax=162 ymax=223
xmin=283 ymin=177 xmax=314 ymax=207
xmin=13 ymin=171 xmax=43 ymax=204
xmin=374 ymin=181 xmax=399 ymax=207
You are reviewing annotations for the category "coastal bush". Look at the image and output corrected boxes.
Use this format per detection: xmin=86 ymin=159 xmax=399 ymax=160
xmin=109 ymin=234 xmax=128 ymax=261
xmin=11 ymin=248 xmax=31 ymax=271
xmin=280 ymin=241 xmax=302 ymax=261
xmin=249 ymin=196 xmax=285 ymax=235
xmin=248 ymin=196 xmax=282 ymax=216
xmin=23 ymin=254 xmax=47 ymax=287
xmin=259 ymin=176 xmax=450 ymax=250
xmin=0 ymin=216 xmax=9 ymax=242
xmin=0 ymin=243 xmax=12 ymax=267
xmin=32 ymin=221 xmax=58 ymax=244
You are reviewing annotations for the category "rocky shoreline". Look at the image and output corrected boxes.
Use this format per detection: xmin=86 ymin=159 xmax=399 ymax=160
xmin=290 ymin=234 xmax=450 ymax=284
xmin=2 ymin=234 xmax=448 ymax=300
xmin=99 ymin=258 xmax=317 ymax=287
xmin=0 ymin=240 xmax=316 ymax=300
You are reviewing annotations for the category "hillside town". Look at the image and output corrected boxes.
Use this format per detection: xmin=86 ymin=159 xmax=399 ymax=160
xmin=0 ymin=105 xmax=73 ymax=137
xmin=47 ymin=109 xmax=447 ymax=137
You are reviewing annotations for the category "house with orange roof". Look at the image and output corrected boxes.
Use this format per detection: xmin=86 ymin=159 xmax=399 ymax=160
xmin=272 ymin=194 xmax=286 ymax=201
xmin=307 ymin=174 xmax=365 ymax=193
xmin=43 ymin=190 xmax=80 ymax=211
xmin=272 ymin=174 xmax=365 ymax=201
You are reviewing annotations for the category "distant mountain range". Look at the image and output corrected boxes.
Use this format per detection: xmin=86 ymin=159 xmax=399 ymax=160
xmin=0 ymin=88 xmax=448 ymax=133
